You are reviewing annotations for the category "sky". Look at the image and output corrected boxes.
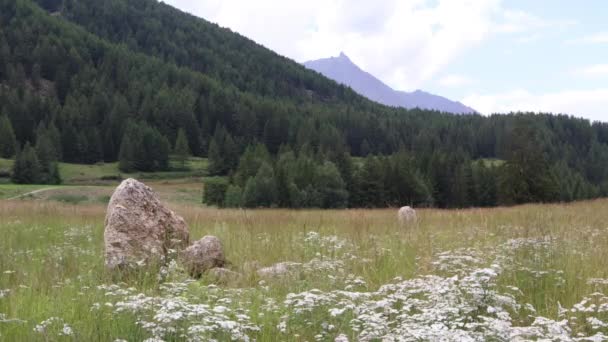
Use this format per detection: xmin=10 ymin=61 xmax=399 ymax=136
xmin=161 ymin=0 xmax=608 ymax=122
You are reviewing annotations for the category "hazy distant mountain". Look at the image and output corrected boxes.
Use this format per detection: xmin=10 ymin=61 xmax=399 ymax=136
xmin=304 ymin=52 xmax=476 ymax=114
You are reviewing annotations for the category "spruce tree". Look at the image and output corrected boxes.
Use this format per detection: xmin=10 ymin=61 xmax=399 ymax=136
xmin=118 ymin=131 xmax=137 ymax=172
xmin=61 ymin=124 xmax=80 ymax=163
xmin=207 ymin=138 xmax=223 ymax=176
xmin=242 ymin=163 xmax=278 ymax=208
xmin=174 ymin=128 xmax=191 ymax=169
xmin=498 ymin=124 xmax=559 ymax=204
xmin=47 ymin=122 xmax=62 ymax=161
xmin=84 ymin=128 xmax=103 ymax=164
xmin=12 ymin=143 xmax=41 ymax=184
xmin=207 ymin=125 xmax=239 ymax=176
xmin=234 ymin=144 xmax=271 ymax=186
xmin=0 ymin=114 xmax=17 ymax=158
xmin=314 ymin=161 xmax=348 ymax=208
xmin=36 ymin=129 xmax=61 ymax=184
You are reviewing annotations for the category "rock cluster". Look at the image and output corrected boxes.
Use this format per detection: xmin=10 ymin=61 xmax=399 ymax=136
xmin=104 ymin=179 xmax=306 ymax=282
xmin=104 ymin=179 xmax=228 ymax=278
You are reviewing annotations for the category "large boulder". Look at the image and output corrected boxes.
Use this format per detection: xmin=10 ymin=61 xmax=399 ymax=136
xmin=104 ymin=178 xmax=190 ymax=269
xmin=181 ymin=236 xmax=226 ymax=278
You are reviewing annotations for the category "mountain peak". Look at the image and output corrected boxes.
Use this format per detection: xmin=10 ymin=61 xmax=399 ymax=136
xmin=337 ymin=51 xmax=351 ymax=62
xmin=304 ymin=56 xmax=476 ymax=114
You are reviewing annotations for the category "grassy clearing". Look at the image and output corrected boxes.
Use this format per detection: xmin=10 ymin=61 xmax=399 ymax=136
xmin=0 ymin=184 xmax=59 ymax=200
xmin=1 ymin=196 xmax=608 ymax=340
xmin=0 ymin=157 xmax=208 ymax=185
xmin=0 ymin=181 xmax=204 ymax=205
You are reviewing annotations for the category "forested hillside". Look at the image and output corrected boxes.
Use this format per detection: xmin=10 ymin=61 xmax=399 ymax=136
xmin=1 ymin=0 xmax=608 ymax=208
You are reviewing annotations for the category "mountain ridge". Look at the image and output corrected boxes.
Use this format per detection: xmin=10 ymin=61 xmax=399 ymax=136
xmin=304 ymin=52 xmax=476 ymax=114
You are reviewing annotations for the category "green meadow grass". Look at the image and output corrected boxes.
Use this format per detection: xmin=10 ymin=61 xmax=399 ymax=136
xmin=0 ymin=184 xmax=58 ymax=200
xmin=0 ymin=198 xmax=607 ymax=341
xmin=0 ymin=157 xmax=208 ymax=185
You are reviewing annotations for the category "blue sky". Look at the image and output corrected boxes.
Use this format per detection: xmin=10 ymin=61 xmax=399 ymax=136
xmin=163 ymin=0 xmax=608 ymax=121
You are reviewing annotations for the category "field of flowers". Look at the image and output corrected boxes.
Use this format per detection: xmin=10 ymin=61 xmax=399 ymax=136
xmin=1 ymin=198 xmax=608 ymax=341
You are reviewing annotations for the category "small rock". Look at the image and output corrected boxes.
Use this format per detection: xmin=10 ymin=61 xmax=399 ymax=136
xmin=242 ymin=260 xmax=261 ymax=274
xmin=104 ymin=179 xmax=189 ymax=269
xmin=207 ymin=268 xmax=242 ymax=283
xmin=257 ymin=262 xmax=302 ymax=278
xmin=182 ymin=236 xmax=225 ymax=278
xmin=398 ymin=206 xmax=417 ymax=225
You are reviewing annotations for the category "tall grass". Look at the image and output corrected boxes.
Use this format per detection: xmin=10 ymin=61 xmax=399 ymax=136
xmin=1 ymin=199 xmax=607 ymax=340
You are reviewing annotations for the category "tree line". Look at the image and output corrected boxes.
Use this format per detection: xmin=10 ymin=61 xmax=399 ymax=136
xmin=0 ymin=0 xmax=607 ymax=208
xmin=203 ymin=121 xmax=605 ymax=209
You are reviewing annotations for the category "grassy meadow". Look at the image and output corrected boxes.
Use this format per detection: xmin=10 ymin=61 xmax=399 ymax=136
xmin=0 ymin=157 xmax=208 ymax=185
xmin=1 ymin=188 xmax=608 ymax=341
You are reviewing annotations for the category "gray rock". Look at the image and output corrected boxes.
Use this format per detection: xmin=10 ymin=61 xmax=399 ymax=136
xmin=207 ymin=268 xmax=242 ymax=283
xmin=104 ymin=178 xmax=190 ymax=269
xmin=242 ymin=260 xmax=261 ymax=274
xmin=257 ymin=262 xmax=302 ymax=278
xmin=398 ymin=206 xmax=417 ymax=225
xmin=182 ymin=236 xmax=226 ymax=278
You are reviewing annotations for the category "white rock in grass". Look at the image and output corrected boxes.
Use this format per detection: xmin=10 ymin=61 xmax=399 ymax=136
xmin=208 ymin=268 xmax=242 ymax=283
xmin=242 ymin=260 xmax=261 ymax=275
xmin=257 ymin=262 xmax=302 ymax=278
xmin=397 ymin=206 xmax=417 ymax=225
xmin=104 ymin=179 xmax=190 ymax=269
xmin=182 ymin=236 xmax=226 ymax=278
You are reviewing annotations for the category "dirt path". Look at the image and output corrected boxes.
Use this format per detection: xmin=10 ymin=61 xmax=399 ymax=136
xmin=7 ymin=187 xmax=58 ymax=200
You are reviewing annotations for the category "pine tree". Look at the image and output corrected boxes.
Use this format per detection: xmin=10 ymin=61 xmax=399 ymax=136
xmin=61 ymin=124 xmax=80 ymax=163
xmin=31 ymin=63 xmax=41 ymax=89
xmin=84 ymin=128 xmax=103 ymax=164
xmin=207 ymin=138 xmax=223 ymax=176
xmin=223 ymin=133 xmax=238 ymax=173
xmin=12 ymin=143 xmax=41 ymax=184
xmin=315 ymin=161 xmax=348 ymax=208
xmin=207 ymin=125 xmax=239 ymax=176
xmin=174 ymin=128 xmax=191 ymax=169
xmin=0 ymin=114 xmax=17 ymax=158
xmin=498 ymin=123 xmax=559 ymax=205
xmin=36 ymin=128 xmax=61 ymax=184
xmin=275 ymin=149 xmax=297 ymax=207
xmin=242 ymin=163 xmax=278 ymax=208
xmin=118 ymin=121 xmax=170 ymax=172
xmin=350 ymin=156 xmax=386 ymax=208
xmin=118 ymin=131 xmax=137 ymax=172
xmin=47 ymin=121 xmax=62 ymax=161
xmin=234 ymin=144 xmax=271 ymax=186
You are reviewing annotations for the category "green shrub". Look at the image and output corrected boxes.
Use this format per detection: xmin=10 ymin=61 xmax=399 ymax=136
xmin=203 ymin=178 xmax=228 ymax=206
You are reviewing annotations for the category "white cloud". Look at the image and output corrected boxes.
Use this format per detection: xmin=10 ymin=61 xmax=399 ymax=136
xmin=495 ymin=10 xmax=574 ymax=34
xmin=515 ymin=33 xmax=542 ymax=44
xmin=572 ymin=32 xmax=608 ymax=44
xmin=438 ymin=74 xmax=475 ymax=87
xmin=161 ymin=0 xmax=505 ymax=91
xmin=161 ymin=0 xmax=581 ymax=116
xmin=571 ymin=64 xmax=608 ymax=77
xmin=462 ymin=89 xmax=608 ymax=122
